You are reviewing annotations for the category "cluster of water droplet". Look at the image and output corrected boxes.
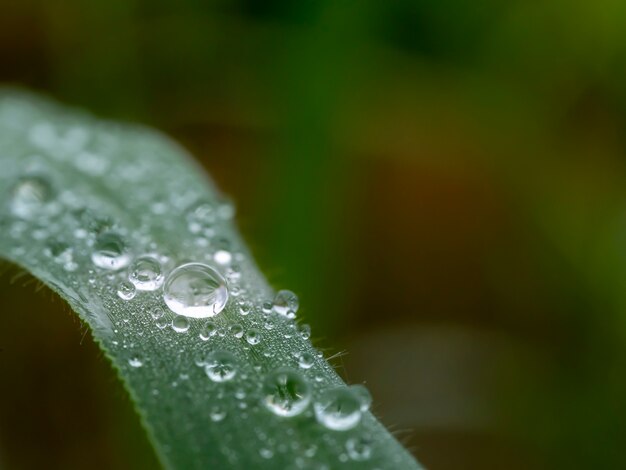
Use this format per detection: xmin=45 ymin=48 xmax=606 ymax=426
xmin=0 ymin=106 xmax=380 ymax=467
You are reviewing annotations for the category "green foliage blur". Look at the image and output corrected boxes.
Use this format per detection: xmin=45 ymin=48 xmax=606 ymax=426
xmin=2 ymin=1 xmax=626 ymax=469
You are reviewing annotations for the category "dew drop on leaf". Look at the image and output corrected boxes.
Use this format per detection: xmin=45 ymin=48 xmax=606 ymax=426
xmin=117 ymin=280 xmax=136 ymax=300
xmin=298 ymin=352 xmax=314 ymax=369
xmin=346 ymin=435 xmax=373 ymax=461
xmin=204 ymin=350 xmax=238 ymax=382
xmin=262 ymin=368 xmax=311 ymax=417
xmin=91 ymin=232 xmax=131 ymax=270
xmin=129 ymin=255 xmax=164 ymax=291
xmin=171 ymin=315 xmax=190 ymax=333
xmin=163 ymin=262 xmax=228 ymax=318
xmin=128 ymin=357 xmax=143 ymax=368
xmin=9 ymin=174 xmax=54 ymax=219
xmin=313 ymin=387 xmax=363 ymax=431
xmin=273 ymin=289 xmax=299 ymax=316
xmin=245 ymin=328 xmax=261 ymax=345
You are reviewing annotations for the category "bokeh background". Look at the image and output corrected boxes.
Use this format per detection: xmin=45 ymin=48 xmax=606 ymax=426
xmin=1 ymin=1 xmax=626 ymax=469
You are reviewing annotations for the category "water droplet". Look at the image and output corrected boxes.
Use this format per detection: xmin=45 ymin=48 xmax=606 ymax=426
xmin=299 ymin=324 xmax=311 ymax=340
xmin=239 ymin=300 xmax=252 ymax=315
xmin=298 ymin=352 xmax=314 ymax=369
xmin=117 ymin=281 xmax=136 ymax=300
xmin=129 ymin=255 xmax=164 ymax=291
xmin=262 ymin=368 xmax=311 ymax=417
xmin=230 ymin=324 xmax=244 ymax=338
xmin=91 ymin=232 xmax=131 ymax=270
xmin=346 ymin=435 xmax=373 ymax=461
xmin=273 ymin=290 xmax=299 ymax=316
xmin=163 ymin=263 xmax=228 ymax=318
xmin=245 ymin=328 xmax=261 ymax=345
xmin=150 ymin=307 xmax=165 ymax=320
xmin=171 ymin=315 xmax=190 ymax=333
xmin=314 ymin=387 xmax=363 ymax=431
xmin=128 ymin=357 xmax=143 ymax=368
xmin=210 ymin=405 xmax=227 ymax=422
xmin=205 ymin=350 xmax=238 ymax=382
xmin=187 ymin=201 xmax=215 ymax=233
xmin=199 ymin=321 xmax=217 ymax=341
xmin=262 ymin=301 xmax=273 ymax=313
xmin=350 ymin=384 xmax=372 ymax=412
xmin=259 ymin=448 xmax=274 ymax=459
xmin=9 ymin=175 xmax=54 ymax=219
xmin=213 ymin=249 xmax=232 ymax=266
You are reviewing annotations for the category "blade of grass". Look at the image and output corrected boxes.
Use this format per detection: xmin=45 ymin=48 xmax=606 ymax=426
xmin=0 ymin=89 xmax=421 ymax=469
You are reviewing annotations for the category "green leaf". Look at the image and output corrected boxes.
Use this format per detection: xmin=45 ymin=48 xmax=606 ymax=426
xmin=0 ymin=88 xmax=421 ymax=469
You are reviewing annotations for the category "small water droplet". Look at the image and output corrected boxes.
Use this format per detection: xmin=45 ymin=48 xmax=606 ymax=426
xmin=230 ymin=324 xmax=244 ymax=338
xmin=91 ymin=232 xmax=131 ymax=270
xmin=262 ymin=368 xmax=311 ymax=417
xmin=205 ymin=350 xmax=238 ymax=382
xmin=163 ymin=263 xmax=228 ymax=318
xmin=346 ymin=435 xmax=373 ymax=461
xmin=259 ymin=448 xmax=273 ymax=459
xmin=129 ymin=255 xmax=164 ymax=291
xmin=239 ymin=300 xmax=252 ymax=315
xmin=213 ymin=249 xmax=232 ymax=266
xmin=273 ymin=290 xmax=299 ymax=316
xmin=210 ymin=405 xmax=227 ymax=422
xmin=187 ymin=201 xmax=215 ymax=233
xmin=245 ymin=328 xmax=261 ymax=345
xmin=299 ymin=324 xmax=311 ymax=340
xmin=117 ymin=281 xmax=136 ymax=300
xmin=262 ymin=301 xmax=273 ymax=313
xmin=9 ymin=175 xmax=54 ymax=219
xmin=128 ymin=357 xmax=143 ymax=368
xmin=171 ymin=315 xmax=190 ymax=333
xmin=151 ymin=307 xmax=165 ymax=320
xmin=199 ymin=321 xmax=217 ymax=341
xmin=314 ymin=387 xmax=363 ymax=431
xmin=298 ymin=352 xmax=314 ymax=369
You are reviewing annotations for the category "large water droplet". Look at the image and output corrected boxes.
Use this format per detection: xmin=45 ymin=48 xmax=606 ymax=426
xmin=262 ymin=368 xmax=311 ymax=417
xmin=91 ymin=232 xmax=131 ymax=270
xmin=314 ymin=387 xmax=363 ymax=431
xmin=129 ymin=255 xmax=164 ymax=291
xmin=273 ymin=290 xmax=299 ymax=316
xmin=163 ymin=263 xmax=228 ymax=318
xmin=9 ymin=175 xmax=54 ymax=219
xmin=205 ymin=350 xmax=237 ymax=382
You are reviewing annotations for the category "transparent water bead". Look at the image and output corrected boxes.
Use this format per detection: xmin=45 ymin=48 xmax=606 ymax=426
xmin=262 ymin=368 xmax=312 ymax=417
xmin=346 ymin=435 xmax=373 ymax=461
xmin=9 ymin=175 xmax=54 ymax=219
xmin=163 ymin=263 xmax=228 ymax=318
xmin=128 ymin=357 xmax=143 ymax=368
xmin=91 ymin=232 xmax=131 ymax=270
xmin=298 ymin=352 xmax=314 ymax=369
xmin=171 ymin=315 xmax=190 ymax=333
xmin=273 ymin=290 xmax=299 ymax=316
xmin=205 ymin=351 xmax=238 ymax=382
xmin=117 ymin=280 xmax=136 ymax=300
xmin=245 ymin=328 xmax=261 ymax=345
xmin=129 ymin=255 xmax=164 ymax=291
xmin=313 ymin=386 xmax=368 ymax=431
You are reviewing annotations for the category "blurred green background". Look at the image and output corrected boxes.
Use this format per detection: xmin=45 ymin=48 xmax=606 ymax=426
xmin=2 ymin=1 xmax=626 ymax=469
